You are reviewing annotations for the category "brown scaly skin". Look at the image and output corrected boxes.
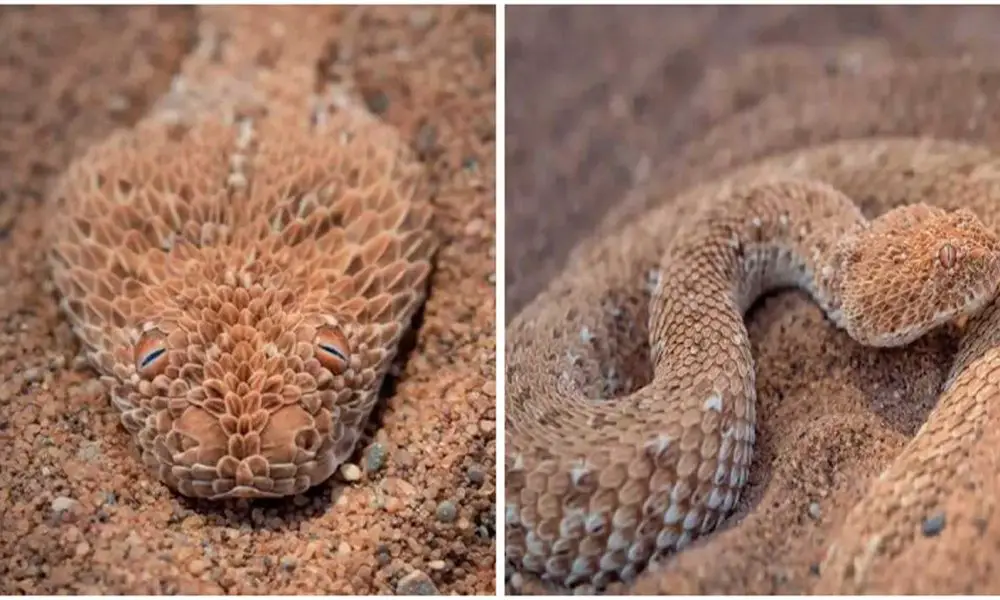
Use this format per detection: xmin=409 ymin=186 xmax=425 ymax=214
xmin=46 ymin=8 xmax=436 ymax=499
xmin=505 ymin=138 xmax=1000 ymax=592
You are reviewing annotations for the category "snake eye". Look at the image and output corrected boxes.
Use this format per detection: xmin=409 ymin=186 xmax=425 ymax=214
xmin=938 ymin=243 xmax=957 ymax=269
xmin=135 ymin=330 xmax=169 ymax=379
xmin=316 ymin=325 xmax=350 ymax=374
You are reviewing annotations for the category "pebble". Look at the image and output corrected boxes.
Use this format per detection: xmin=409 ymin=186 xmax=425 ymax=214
xmin=807 ymin=502 xmax=821 ymax=520
xmin=51 ymin=496 xmax=79 ymax=515
xmin=376 ymin=544 xmax=391 ymax=566
xmin=384 ymin=477 xmax=417 ymax=498
xmin=181 ymin=514 xmax=205 ymax=530
xmin=280 ymin=555 xmax=297 ymax=570
xmin=188 ymin=559 xmax=209 ymax=576
xmin=339 ymin=463 xmax=362 ymax=482
xmin=22 ymin=366 xmax=44 ymax=383
xmin=385 ymin=497 xmax=404 ymax=514
xmin=396 ymin=569 xmax=438 ymax=595
xmin=466 ymin=464 xmax=486 ymax=485
xmin=364 ymin=90 xmax=390 ymax=115
xmin=364 ymin=443 xmax=387 ymax=473
xmin=427 ymin=559 xmax=446 ymax=570
xmin=436 ymin=500 xmax=458 ymax=523
xmin=922 ymin=512 xmax=947 ymax=537
xmin=395 ymin=449 xmax=415 ymax=468
xmin=76 ymin=441 xmax=102 ymax=463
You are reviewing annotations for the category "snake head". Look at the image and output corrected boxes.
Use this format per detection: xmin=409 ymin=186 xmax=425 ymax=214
xmin=834 ymin=203 xmax=1000 ymax=347
xmin=102 ymin=248 xmax=385 ymax=501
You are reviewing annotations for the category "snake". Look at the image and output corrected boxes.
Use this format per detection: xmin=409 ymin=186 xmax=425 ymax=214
xmin=45 ymin=7 xmax=436 ymax=499
xmin=504 ymin=136 xmax=1000 ymax=592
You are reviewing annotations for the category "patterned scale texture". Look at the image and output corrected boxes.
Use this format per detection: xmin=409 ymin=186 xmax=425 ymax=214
xmin=506 ymin=139 xmax=1000 ymax=591
xmin=48 ymin=106 xmax=436 ymax=499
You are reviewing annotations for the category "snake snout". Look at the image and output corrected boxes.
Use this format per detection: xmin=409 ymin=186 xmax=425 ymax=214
xmin=144 ymin=391 xmax=351 ymax=499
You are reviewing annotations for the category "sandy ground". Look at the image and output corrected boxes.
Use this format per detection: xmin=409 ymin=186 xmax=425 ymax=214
xmin=506 ymin=5 xmax=1000 ymax=595
xmin=506 ymin=5 xmax=1000 ymax=317
xmin=0 ymin=6 xmax=495 ymax=595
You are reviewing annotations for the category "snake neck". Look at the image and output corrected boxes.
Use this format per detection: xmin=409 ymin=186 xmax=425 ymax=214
xmin=151 ymin=7 xmax=337 ymax=128
xmin=650 ymin=178 xmax=865 ymax=369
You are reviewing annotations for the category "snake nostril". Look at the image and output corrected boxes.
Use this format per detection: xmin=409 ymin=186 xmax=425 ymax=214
xmin=295 ymin=428 xmax=321 ymax=452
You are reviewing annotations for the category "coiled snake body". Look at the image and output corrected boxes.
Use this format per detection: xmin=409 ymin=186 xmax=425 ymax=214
xmin=506 ymin=138 xmax=1000 ymax=591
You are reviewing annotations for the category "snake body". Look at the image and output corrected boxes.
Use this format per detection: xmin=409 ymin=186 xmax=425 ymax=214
xmin=505 ymin=138 xmax=1000 ymax=591
xmin=46 ymin=7 xmax=436 ymax=499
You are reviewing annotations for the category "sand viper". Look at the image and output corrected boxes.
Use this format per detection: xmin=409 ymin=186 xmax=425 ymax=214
xmin=505 ymin=138 xmax=1000 ymax=591
xmin=46 ymin=7 xmax=436 ymax=499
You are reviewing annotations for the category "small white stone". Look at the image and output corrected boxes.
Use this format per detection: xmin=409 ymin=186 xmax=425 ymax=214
xmin=51 ymin=496 xmax=79 ymax=514
xmin=339 ymin=463 xmax=362 ymax=482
